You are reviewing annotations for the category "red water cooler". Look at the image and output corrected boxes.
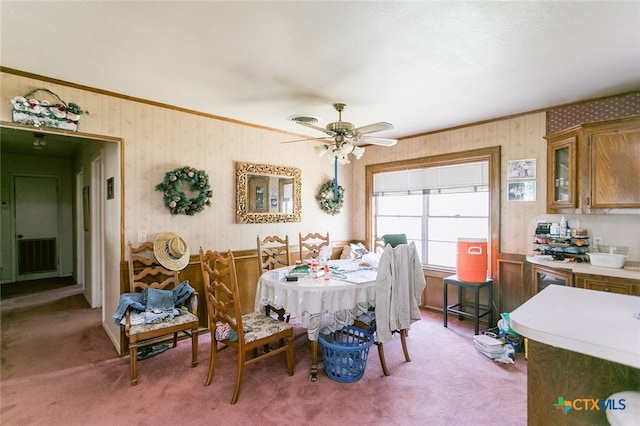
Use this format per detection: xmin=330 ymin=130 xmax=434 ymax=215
xmin=456 ymin=238 xmax=488 ymax=282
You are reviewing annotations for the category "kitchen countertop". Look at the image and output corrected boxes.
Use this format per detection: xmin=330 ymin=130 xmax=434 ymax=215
xmin=527 ymin=255 xmax=640 ymax=281
xmin=510 ymin=285 xmax=640 ymax=369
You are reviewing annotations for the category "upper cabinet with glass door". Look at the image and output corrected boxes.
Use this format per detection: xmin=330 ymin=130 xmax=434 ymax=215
xmin=546 ymin=133 xmax=577 ymax=212
xmin=545 ymin=116 xmax=640 ymax=215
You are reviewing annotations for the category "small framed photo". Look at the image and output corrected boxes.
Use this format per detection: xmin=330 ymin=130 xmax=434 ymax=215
xmin=83 ymin=186 xmax=90 ymax=231
xmin=107 ymin=177 xmax=114 ymax=200
xmin=507 ymin=159 xmax=536 ymax=180
xmin=508 ymin=181 xmax=536 ymax=202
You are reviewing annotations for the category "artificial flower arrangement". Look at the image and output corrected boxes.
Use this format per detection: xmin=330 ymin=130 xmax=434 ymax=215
xmin=11 ymin=88 xmax=88 ymax=131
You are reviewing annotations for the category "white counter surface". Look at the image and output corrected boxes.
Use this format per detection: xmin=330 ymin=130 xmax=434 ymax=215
xmin=527 ymin=256 xmax=640 ymax=280
xmin=510 ymin=285 xmax=640 ymax=369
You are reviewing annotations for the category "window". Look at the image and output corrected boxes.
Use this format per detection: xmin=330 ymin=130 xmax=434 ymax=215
xmin=366 ymin=147 xmax=500 ymax=270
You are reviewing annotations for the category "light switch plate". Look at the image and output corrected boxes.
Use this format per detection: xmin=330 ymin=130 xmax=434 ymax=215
xmin=138 ymin=231 xmax=147 ymax=243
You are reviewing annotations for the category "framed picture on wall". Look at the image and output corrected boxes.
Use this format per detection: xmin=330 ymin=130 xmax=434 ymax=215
xmin=83 ymin=186 xmax=90 ymax=231
xmin=508 ymin=181 xmax=536 ymax=201
xmin=507 ymin=159 xmax=536 ymax=180
xmin=107 ymin=177 xmax=114 ymax=200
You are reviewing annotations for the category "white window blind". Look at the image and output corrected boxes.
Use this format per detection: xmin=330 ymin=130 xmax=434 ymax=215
xmin=373 ymin=161 xmax=488 ymax=196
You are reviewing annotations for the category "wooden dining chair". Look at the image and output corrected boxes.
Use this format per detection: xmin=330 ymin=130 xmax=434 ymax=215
xmin=382 ymin=233 xmax=408 ymax=248
xmin=299 ymin=231 xmax=330 ymax=262
xmin=200 ymin=248 xmax=294 ymax=404
xmin=257 ymin=234 xmax=291 ymax=321
xmin=353 ymin=315 xmax=409 ymax=377
xmin=124 ymin=241 xmax=199 ymax=386
xmin=354 ymin=241 xmax=425 ymax=376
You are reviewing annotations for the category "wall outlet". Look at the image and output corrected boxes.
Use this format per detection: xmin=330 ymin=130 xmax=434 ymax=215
xmin=593 ymin=236 xmax=603 ymax=247
xmin=138 ymin=231 xmax=147 ymax=243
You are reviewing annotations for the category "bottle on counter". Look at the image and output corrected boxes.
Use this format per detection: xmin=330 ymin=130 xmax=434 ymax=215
xmin=559 ymin=217 xmax=567 ymax=238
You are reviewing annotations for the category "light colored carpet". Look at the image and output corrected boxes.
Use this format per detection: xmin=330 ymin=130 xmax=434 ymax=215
xmin=1 ymin=294 xmax=527 ymax=425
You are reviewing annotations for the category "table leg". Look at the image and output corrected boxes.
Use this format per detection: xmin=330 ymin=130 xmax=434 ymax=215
xmin=307 ymin=313 xmax=321 ymax=382
xmin=309 ymin=340 xmax=319 ymax=382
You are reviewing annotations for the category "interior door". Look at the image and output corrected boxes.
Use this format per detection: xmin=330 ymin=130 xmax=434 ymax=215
xmin=14 ymin=175 xmax=59 ymax=281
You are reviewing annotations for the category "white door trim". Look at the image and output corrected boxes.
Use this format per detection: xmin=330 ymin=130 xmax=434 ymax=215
xmin=90 ymin=153 xmax=104 ymax=309
xmin=75 ymin=169 xmax=85 ymax=291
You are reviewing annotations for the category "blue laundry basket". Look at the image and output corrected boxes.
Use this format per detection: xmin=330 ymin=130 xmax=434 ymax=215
xmin=319 ymin=325 xmax=373 ymax=383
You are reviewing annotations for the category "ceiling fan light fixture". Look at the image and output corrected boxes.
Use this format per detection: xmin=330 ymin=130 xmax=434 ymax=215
xmin=339 ymin=142 xmax=354 ymax=154
xmin=314 ymin=144 xmax=329 ymax=157
xmin=333 ymin=154 xmax=350 ymax=165
xmin=288 ymin=102 xmax=394 ymax=164
xmin=352 ymin=146 xmax=365 ymax=159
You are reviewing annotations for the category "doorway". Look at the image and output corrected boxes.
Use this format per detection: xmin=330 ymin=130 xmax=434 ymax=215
xmin=0 ymin=126 xmax=119 ymax=309
xmin=13 ymin=175 xmax=60 ymax=281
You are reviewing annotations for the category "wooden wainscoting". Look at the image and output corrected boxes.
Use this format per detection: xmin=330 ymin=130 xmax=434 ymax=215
xmin=421 ymin=268 xmax=455 ymax=312
xmin=421 ymin=253 xmax=529 ymax=330
xmin=496 ymin=253 xmax=530 ymax=314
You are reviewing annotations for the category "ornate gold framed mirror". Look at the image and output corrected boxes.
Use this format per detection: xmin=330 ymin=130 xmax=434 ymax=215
xmin=236 ymin=162 xmax=301 ymax=223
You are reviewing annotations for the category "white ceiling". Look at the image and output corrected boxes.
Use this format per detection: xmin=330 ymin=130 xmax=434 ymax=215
xmin=1 ymin=1 xmax=640 ymax=141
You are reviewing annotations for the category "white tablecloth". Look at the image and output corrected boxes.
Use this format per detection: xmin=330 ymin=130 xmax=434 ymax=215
xmin=254 ymin=260 xmax=376 ymax=341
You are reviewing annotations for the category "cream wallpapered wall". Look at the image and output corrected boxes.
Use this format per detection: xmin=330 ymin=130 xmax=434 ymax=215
xmin=349 ymin=112 xmax=548 ymax=255
xmin=1 ymin=72 xmax=353 ymax=251
xmin=1 ymin=71 xmax=351 ymax=351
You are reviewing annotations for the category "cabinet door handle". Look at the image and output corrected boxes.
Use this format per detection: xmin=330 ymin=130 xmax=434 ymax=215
xmin=604 ymin=287 xmax=611 ymax=292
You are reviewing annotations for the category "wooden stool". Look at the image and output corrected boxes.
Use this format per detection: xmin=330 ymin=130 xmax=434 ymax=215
xmin=443 ymin=274 xmax=493 ymax=335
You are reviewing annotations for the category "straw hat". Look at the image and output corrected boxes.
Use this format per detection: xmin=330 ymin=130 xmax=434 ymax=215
xmin=153 ymin=232 xmax=190 ymax=271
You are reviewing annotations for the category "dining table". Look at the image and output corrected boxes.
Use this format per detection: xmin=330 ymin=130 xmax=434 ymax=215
xmin=254 ymin=259 xmax=377 ymax=381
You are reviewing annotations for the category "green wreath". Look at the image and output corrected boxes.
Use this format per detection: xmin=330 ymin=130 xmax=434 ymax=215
xmin=156 ymin=166 xmax=212 ymax=215
xmin=317 ymin=179 xmax=344 ymax=215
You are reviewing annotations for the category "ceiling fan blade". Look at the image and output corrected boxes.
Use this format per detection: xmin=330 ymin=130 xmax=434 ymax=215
xmin=281 ymin=136 xmax=332 ymax=144
xmin=353 ymin=122 xmax=394 ymax=135
xmin=354 ymin=136 xmax=398 ymax=147
xmin=294 ymin=120 xmax=336 ymax=137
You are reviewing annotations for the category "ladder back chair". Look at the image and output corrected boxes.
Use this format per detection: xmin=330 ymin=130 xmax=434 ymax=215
xmin=200 ymin=248 xmax=294 ymax=404
xmin=257 ymin=234 xmax=291 ymax=321
xmin=125 ymin=241 xmax=199 ymax=386
xmin=298 ymin=231 xmax=330 ymax=262
xmin=354 ymin=241 xmax=425 ymax=376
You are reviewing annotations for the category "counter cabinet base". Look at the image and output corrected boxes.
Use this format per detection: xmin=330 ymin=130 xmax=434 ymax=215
xmin=527 ymin=339 xmax=640 ymax=426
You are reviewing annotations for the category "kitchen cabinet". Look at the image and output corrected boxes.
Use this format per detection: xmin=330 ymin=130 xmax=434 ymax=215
xmin=545 ymin=116 xmax=640 ymax=214
xmin=574 ymin=273 xmax=639 ymax=296
xmin=546 ymin=134 xmax=577 ymax=210
xmin=531 ymin=263 xmax=573 ymax=295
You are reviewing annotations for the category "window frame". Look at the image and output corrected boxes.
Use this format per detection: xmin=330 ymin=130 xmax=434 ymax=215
xmin=365 ymin=146 xmax=501 ymax=275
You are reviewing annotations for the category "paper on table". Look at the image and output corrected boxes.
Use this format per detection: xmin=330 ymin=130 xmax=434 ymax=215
xmin=342 ymin=269 xmax=378 ymax=284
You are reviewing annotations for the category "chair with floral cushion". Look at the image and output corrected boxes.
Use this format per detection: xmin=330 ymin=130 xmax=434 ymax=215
xmin=124 ymin=239 xmax=199 ymax=386
xmin=200 ymin=248 xmax=294 ymax=404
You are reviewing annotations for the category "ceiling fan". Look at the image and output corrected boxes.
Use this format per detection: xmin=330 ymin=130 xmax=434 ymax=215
xmin=285 ymin=103 xmax=397 ymax=165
